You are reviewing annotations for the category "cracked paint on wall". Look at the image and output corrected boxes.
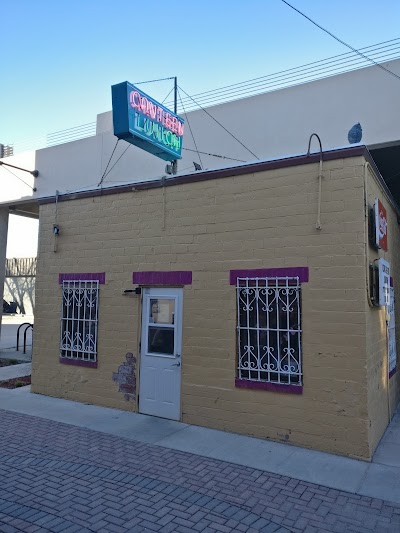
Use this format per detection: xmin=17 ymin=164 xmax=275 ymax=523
xmin=112 ymin=352 xmax=137 ymax=401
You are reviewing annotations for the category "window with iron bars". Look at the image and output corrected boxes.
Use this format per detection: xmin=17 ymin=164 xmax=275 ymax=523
xmin=236 ymin=277 xmax=302 ymax=386
xmin=60 ymin=280 xmax=99 ymax=362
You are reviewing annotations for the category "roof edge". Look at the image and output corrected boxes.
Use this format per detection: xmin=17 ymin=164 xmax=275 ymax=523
xmin=39 ymin=145 xmax=369 ymax=206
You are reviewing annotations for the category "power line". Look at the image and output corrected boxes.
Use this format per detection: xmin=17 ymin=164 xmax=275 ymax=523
xmin=180 ymin=39 xmax=400 ymax=102
xmin=177 ymin=88 xmax=204 ymax=169
xmin=176 ymin=39 xmax=400 ymax=105
xmin=181 ymin=51 xmax=400 ymax=109
xmin=178 ymin=85 xmax=259 ymax=160
xmin=166 ymin=39 xmax=400 ymax=111
xmin=281 ymin=0 xmax=400 ymax=82
xmin=174 ymin=53 xmax=400 ymax=111
xmin=97 ymin=138 xmax=120 ymax=187
xmin=182 ymin=148 xmax=246 ymax=163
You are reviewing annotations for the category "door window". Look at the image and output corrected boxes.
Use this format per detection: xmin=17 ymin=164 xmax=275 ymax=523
xmin=146 ymin=297 xmax=176 ymax=356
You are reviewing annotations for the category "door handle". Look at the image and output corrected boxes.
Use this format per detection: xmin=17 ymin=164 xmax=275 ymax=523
xmin=171 ymin=362 xmax=181 ymax=367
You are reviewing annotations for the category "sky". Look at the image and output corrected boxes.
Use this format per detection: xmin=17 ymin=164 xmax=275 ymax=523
xmin=1 ymin=0 xmax=400 ymax=257
xmin=6 ymin=216 xmax=38 ymax=258
xmin=1 ymin=0 xmax=400 ymax=144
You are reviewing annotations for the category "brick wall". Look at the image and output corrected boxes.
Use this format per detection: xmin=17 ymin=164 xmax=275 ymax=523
xmin=32 ymin=154 xmax=373 ymax=458
xmin=366 ymin=165 xmax=400 ymax=455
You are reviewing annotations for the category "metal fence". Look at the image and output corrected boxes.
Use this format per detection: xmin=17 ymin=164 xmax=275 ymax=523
xmin=5 ymin=257 xmax=37 ymax=277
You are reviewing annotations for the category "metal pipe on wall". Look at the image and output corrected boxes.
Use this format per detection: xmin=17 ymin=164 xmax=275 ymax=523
xmin=306 ymin=133 xmax=323 ymax=230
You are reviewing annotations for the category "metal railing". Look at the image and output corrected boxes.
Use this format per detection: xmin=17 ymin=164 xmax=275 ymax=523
xmin=16 ymin=322 xmax=33 ymax=355
xmin=5 ymin=258 xmax=37 ymax=277
xmin=3 ymin=122 xmax=96 ymax=157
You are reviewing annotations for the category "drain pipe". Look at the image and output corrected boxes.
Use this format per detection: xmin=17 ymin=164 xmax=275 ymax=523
xmin=307 ymin=134 xmax=323 ymax=230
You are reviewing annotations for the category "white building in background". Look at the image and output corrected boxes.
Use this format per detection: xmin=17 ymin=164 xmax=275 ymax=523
xmin=0 ymin=57 xmax=399 ymax=319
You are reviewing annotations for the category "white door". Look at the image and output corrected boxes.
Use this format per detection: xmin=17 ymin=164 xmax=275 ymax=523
xmin=139 ymin=288 xmax=182 ymax=420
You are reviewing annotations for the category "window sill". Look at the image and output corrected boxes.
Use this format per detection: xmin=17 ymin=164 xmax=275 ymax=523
xmin=235 ymin=378 xmax=303 ymax=394
xmin=60 ymin=358 xmax=98 ymax=368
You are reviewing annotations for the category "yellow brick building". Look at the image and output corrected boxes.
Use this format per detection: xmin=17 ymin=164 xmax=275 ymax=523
xmin=32 ymin=146 xmax=400 ymax=460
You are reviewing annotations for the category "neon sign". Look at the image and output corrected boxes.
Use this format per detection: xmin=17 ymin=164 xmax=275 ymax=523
xmin=112 ymin=81 xmax=184 ymax=161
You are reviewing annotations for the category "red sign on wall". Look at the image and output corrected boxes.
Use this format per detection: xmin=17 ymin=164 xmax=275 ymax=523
xmin=375 ymin=198 xmax=388 ymax=251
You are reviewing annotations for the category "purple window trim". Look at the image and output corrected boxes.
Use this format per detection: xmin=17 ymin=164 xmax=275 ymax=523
xmin=230 ymin=267 xmax=309 ymax=285
xmin=132 ymin=271 xmax=192 ymax=286
xmin=59 ymin=357 xmax=98 ymax=368
xmin=59 ymin=273 xmax=106 ymax=284
xmin=235 ymin=378 xmax=303 ymax=394
xmin=389 ymin=367 xmax=397 ymax=379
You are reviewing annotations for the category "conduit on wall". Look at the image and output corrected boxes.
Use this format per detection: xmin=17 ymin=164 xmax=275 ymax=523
xmin=306 ymin=133 xmax=323 ymax=230
xmin=53 ymin=190 xmax=60 ymax=253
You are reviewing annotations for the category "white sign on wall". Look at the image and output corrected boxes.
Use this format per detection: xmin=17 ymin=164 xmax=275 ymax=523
xmin=378 ymin=258 xmax=391 ymax=307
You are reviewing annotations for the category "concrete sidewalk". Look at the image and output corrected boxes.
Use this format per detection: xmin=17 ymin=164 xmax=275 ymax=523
xmin=0 ymin=315 xmax=33 ymax=349
xmin=0 ymin=385 xmax=399 ymax=506
xmin=0 ymin=362 xmax=32 ymax=381
xmin=0 ymin=316 xmax=33 ymax=362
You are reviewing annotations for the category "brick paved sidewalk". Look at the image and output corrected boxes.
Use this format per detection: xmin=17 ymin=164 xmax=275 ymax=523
xmin=0 ymin=410 xmax=399 ymax=533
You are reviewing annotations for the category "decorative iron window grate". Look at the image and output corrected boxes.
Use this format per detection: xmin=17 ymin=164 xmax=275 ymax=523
xmin=60 ymin=280 xmax=99 ymax=362
xmin=236 ymin=277 xmax=302 ymax=385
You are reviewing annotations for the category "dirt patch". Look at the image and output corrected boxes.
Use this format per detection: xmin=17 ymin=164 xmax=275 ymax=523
xmin=0 ymin=359 xmax=21 ymax=368
xmin=0 ymin=376 xmax=31 ymax=389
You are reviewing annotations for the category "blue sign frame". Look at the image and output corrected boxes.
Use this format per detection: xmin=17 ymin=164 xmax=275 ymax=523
xmin=112 ymin=81 xmax=184 ymax=161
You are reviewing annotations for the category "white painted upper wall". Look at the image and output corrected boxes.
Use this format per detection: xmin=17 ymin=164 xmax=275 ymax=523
xmin=1 ymin=58 xmax=399 ymax=206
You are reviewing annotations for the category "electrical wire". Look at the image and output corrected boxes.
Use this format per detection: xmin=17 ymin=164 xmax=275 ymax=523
xmin=179 ymin=85 xmax=259 ymax=160
xmin=56 ymin=182 xmax=104 ymax=196
xmin=178 ymin=51 xmax=400 ymax=109
xmin=281 ymin=0 xmax=400 ymax=82
xmin=102 ymin=143 xmax=132 ymax=182
xmin=182 ymin=148 xmax=245 ymax=163
xmin=167 ymin=39 xmax=400 ymax=110
xmin=161 ymin=87 xmax=175 ymax=105
xmin=99 ymin=86 xmax=248 ymax=183
xmin=172 ymin=56 xmax=400 ymax=111
xmin=133 ymin=76 xmax=175 ymax=85
xmin=54 ymin=190 xmax=59 ymax=253
xmin=97 ymin=138 xmax=120 ymax=187
xmin=0 ymin=165 xmax=36 ymax=191
xmin=177 ymin=165 xmax=199 ymax=173
xmin=177 ymin=38 xmax=400 ymax=103
xmin=101 ymin=81 xmax=177 ymax=184
xmin=7 ymin=40 xmax=400 ymax=155
xmin=177 ymin=88 xmax=204 ymax=169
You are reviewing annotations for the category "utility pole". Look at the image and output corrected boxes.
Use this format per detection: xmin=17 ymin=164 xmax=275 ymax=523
xmin=171 ymin=77 xmax=178 ymax=175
